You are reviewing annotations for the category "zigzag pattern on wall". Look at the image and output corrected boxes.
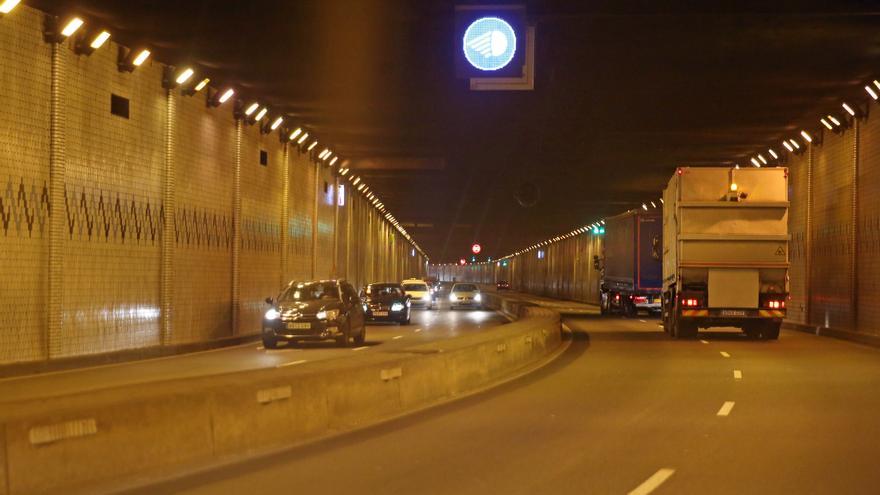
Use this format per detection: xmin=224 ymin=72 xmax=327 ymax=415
xmin=0 ymin=177 xmax=50 ymax=237
xmin=242 ymin=215 xmax=280 ymax=253
xmin=65 ymin=183 xmax=162 ymax=244
xmin=175 ymin=206 xmax=231 ymax=249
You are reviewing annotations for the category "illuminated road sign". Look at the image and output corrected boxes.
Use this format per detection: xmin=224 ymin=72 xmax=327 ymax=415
xmin=462 ymin=17 xmax=517 ymax=72
xmin=472 ymin=243 xmax=482 ymax=254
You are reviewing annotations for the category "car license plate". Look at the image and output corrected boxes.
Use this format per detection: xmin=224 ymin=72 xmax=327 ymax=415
xmin=374 ymin=311 xmax=388 ymax=316
xmin=720 ymin=310 xmax=746 ymax=317
xmin=287 ymin=322 xmax=311 ymax=330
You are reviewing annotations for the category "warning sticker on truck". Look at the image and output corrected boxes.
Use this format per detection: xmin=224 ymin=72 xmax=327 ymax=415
xmin=775 ymin=246 xmax=786 ymax=256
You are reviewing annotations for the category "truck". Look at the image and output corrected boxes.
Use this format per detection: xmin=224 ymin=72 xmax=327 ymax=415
xmin=598 ymin=210 xmax=663 ymax=316
xmin=661 ymin=166 xmax=789 ymax=339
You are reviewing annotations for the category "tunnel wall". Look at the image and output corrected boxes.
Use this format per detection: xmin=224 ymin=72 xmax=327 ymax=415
xmin=0 ymin=6 xmax=425 ymax=365
xmin=430 ymin=232 xmax=604 ymax=304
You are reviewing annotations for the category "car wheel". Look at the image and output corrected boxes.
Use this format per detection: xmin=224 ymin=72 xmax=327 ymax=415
xmin=353 ymin=326 xmax=366 ymax=345
xmin=262 ymin=335 xmax=278 ymax=349
xmin=336 ymin=322 xmax=351 ymax=347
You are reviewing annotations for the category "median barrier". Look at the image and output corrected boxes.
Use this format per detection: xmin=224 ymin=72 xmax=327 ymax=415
xmin=0 ymin=296 xmax=561 ymax=495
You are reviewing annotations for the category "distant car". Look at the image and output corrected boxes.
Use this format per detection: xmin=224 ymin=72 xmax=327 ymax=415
xmin=262 ymin=280 xmax=366 ymax=348
xmin=362 ymin=283 xmax=411 ymax=324
xmin=402 ymin=279 xmax=434 ymax=309
xmin=449 ymin=283 xmax=482 ymax=310
xmin=496 ymin=280 xmax=510 ymax=291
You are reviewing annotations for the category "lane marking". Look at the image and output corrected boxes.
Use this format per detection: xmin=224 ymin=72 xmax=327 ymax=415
xmin=393 ymin=335 xmax=403 ymax=340
xmin=276 ymin=359 xmax=307 ymax=368
xmin=717 ymin=401 xmax=735 ymax=416
xmin=352 ymin=346 xmax=369 ymax=351
xmin=414 ymin=328 xmax=422 ymax=333
xmin=700 ymin=340 xmax=709 ymax=344
xmin=628 ymin=468 xmax=676 ymax=495
xmin=257 ymin=346 xmax=264 ymax=350
xmin=720 ymin=351 xmax=731 ymax=358
xmin=733 ymin=369 xmax=742 ymax=380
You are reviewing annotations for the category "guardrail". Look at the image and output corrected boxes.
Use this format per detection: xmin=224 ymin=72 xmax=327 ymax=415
xmin=0 ymin=298 xmax=561 ymax=495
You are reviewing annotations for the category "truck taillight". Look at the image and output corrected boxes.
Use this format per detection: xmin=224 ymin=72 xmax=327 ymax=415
xmin=633 ymin=296 xmax=648 ymax=304
xmin=761 ymin=294 xmax=787 ymax=310
xmin=765 ymin=300 xmax=785 ymax=309
xmin=682 ymin=298 xmax=698 ymax=307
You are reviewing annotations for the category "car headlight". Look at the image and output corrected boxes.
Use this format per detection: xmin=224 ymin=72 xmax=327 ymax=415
xmin=474 ymin=294 xmax=482 ymax=302
xmin=391 ymin=302 xmax=405 ymax=312
xmin=422 ymin=293 xmax=431 ymax=301
xmin=264 ymin=308 xmax=281 ymax=320
xmin=317 ymin=309 xmax=339 ymax=320
xmin=449 ymin=294 xmax=457 ymax=302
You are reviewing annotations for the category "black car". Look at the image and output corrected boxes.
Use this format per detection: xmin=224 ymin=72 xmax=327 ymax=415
xmin=262 ymin=280 xmax=366 ymax=348
xmin=361 ymin=283 xmax=411 ymax=324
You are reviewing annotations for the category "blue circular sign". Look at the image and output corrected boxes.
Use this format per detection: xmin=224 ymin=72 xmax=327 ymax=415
xmin=462 ymin=17 xmax=517 ymax=72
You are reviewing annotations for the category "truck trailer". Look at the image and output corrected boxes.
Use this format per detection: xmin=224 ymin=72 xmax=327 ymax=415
xmin=599 ymin=210 xmax=663 ymax=316
xmin=661 ymin=166 xmax=789 ymax=339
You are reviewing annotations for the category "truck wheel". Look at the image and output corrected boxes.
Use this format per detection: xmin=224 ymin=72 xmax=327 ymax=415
xmin=674 ymin=318 xmax=698 ymax=339
xmin=762 ymin=322 xmax=781 ymax=340
xmin=625 ymin=300 xmax=637 ymax=318
xmin=743 ymin=324 xmax=761 ymax=340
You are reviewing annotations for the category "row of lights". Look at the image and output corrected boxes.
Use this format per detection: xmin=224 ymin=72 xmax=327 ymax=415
xmin=1 ymin=0 xmax=428 ymax=260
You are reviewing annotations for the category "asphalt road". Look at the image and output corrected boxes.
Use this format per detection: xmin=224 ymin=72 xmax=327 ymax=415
xmin=139 ymin=315 xmax=880 ymax=495
xmin=0 ymin=304 xmax=506 ymax=404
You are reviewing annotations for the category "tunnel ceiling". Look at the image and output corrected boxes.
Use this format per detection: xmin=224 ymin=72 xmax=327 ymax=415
xmin=31 ymin=0 xmax=880 ymax=263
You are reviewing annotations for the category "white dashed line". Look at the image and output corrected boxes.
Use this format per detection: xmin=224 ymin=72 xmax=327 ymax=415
xmin=393 ymin=335 xmax=403 ymax=340
xmin=276 ymin=359 xmax=307 ymax=368
xmin=733 ymin=369 xmax=743 ymax=380
xmin=414 ymin=328 xmax=422 ymax=333
xmin=628 ymin=468 xmax=676 ymax=495
xmin=257 ymin=346 xmax=264 ymax=350
xmin=700 ymin=340 xmax=709 ymax=344
xmin=717 ymin=401 xmax=736 ymax=416
xmin=720 ymin=351 xmax=731 ymax=358
xmin=352 ymin=346 xmax=369 ymax=351
xmin=639 ymin=319 xmax=647 ymax=323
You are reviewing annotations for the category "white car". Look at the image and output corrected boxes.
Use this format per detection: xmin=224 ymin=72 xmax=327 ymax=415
xmin=402 ymin=279 xmax=434 ymax=309
xmin=449 ymin=283 xmax=482 ymax=310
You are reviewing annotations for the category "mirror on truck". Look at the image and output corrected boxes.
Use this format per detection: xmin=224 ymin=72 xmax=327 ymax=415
xmin=593 ymin=255 xmax=600 ymax=270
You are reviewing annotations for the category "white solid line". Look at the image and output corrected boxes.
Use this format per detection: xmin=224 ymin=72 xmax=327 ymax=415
xmin=733 ymin=369 xmax=743 ymax=380
xmin=393 ymin=335 xmax=403 ymax=340
xmin=276 ymin=359 xmax=307 ymax=368
xmin=720 ymin=351 xmax=731 ymax=358
xmin=639 ymin=319 xmax=647 ymax=323
xmin=352 ymin=346 xmax=369 ymax=351
xmin=628 ymin=468 xmax=676 ymax=495
xmin=717 ymin=401 xmax=735 ymax=416
xmin=700 ymin=340 xmax=709 ymax=344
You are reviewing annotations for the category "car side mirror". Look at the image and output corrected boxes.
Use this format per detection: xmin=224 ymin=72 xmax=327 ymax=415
xmin=265 ymin=297 xmax=274 ymax=305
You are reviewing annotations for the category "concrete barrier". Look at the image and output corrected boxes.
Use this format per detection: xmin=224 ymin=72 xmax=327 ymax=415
xmin=0 ymin=301 xmax=561 ymax=495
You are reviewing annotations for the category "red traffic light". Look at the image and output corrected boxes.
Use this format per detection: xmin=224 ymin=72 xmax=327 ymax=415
xmin=471 ymin=243 xmax=482 ymax=255
xmin=460 ymin=258 xmax=467 ymax=265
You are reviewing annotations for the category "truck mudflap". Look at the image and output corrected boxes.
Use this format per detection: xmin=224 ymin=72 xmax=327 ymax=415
xmin=681 ymin=309 xmax=786 ymax=318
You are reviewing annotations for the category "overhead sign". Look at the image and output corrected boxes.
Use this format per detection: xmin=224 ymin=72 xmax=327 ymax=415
xmin=463 ymin=17 xmax=517 ymax=72
xmin=471 ymin=243 xmax=482 ymax=255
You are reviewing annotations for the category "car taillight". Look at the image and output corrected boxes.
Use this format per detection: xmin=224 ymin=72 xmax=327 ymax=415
xmin=614 ymin=294 xmax=620 ymax=302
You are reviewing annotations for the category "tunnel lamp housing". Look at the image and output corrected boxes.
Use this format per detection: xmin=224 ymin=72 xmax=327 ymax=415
xmin=270 ymin=116 xmax=283 ymax=130
xmin=843 ymin=103 xmax=856 ymax=117
xmin=751 ymin=157 xmax=761 ymax=167
xmin=783 ymin=141 xmax=793 ymax=152
xmin=758 ymin=154 xmax=767 ymax=165
xmin=244 ymin=103 xmax=259 ymax=116
xmin=297 ymin=132 xmax=309 ymax=145
xmin=0 ymin=0 xmax=21 ymax=15
xmin=768 ymin=149 xmax=778 ymax=159
xmin=828 ymin=115 xmax=841 ymax=127
xmin=821 ymin=118 xmax=833 ymax=130
xmin=210 ymin=88 xmax=234 ymax=107
xmin=330 ymin=156 xmax=338 ymax=166
xmin=867 ymin=85 xmax=879 ymax=100
xmin=254 ymin=107 xmax=268 ymax=122
xmin=61 ymin=17 xmax=84 ymax=37
xmin=193 ymin=78 xmax=210 ymax=92
xmin=289 ymin=128 xmax=302 ymax=141
xmin=789 ymin=139 xmax=800 ymax=150
xmin=800 ymin=130 xmax=812 ymax=143
xmin=175 ymin=69 xmax=194 ymax=86
xmin=307 ymin=141 xmax=318 ymax=151
xmin=90 ymin=30 xmax=110 ymax=49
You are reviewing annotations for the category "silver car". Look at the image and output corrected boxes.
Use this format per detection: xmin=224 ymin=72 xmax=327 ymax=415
xmin=448 ymin=283 xmax=482 ymax=310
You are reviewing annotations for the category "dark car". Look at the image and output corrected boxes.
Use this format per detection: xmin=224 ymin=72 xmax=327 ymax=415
xmin=496 ymin=280 xmax=510 ymax=291
xmin=361 ymin=283 xmax=411 ymax=324
xmin=262 ymin=280 xmax=366 ymax=348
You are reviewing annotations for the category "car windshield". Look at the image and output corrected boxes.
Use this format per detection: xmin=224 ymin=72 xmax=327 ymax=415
xmin=278 ymin=282 xmax=340 ymax=303
xmin=366 ymin=284 xmax=402 ymax=296
xmin=453 ymin=284 xmax=477 ymax=292
xmin=402 ymin=283 xmax=427 ymax=291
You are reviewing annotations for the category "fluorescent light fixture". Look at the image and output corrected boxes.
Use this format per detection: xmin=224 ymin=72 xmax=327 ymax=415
xmin=843 ymin=102 xmax=856 ymax=116
xmin=61 ymin=18 xmax=84 ymax=37
xmin=322 ymin=152 xmax=332 ymax=161
xmin=642 ymin=203 xmax=648 ymax=211
xmin=254 ymin=107 xmax=268 ymax=121
xmin=821 ymin=118 xmax=833 ymax=130
xmin=0 ymin=0 xmax=21 ymax=14
xmin=758 ymin=154 xmax=767 ymax=165
xmin=751 ymin=157 xmax=761 ymax=167
xmin=339 ymin=168 xmax=349 ymax=176
xmin=329 ymin=156 xmax=338 ymax=166
xmin=867 ymin=85 xmax=879 ymax=100
xmin=768 ymin=149 xmax=778 ymax=159
xmin=297 ymin=132 xmax=309 ymax=144
xmin=307 ymin=140 xmax=318 ymax=151
xmin=790 ymin=139 xmax=800 ymax=150
xmin=828 ymin=115 xmax=841 ymax=127
xmin=650 ymin=201 xmax=657 ymax=208
xmin=175 ymin=68 xmax=194 ymax=85
xmin=193 ymin=78 xmax=210 ymax=92
xmin=132 ymin=49 xmax=151 ymax=66
xmin=783 ymin=141 xmax=793 ymax=152
xmin=90 ymin=31 xmax=111 ymax=49
xmin=289 ymin=128 xmax=302 ymax=141
xmin=218 ymin=88 xmax=235 ymax=104
xmin=270 ymin=116 xmax=283 ymax=130
xmin=244 ymin=103 xmax=259 ymax=116
xmin=319 ymin=149 xmax=329 ymax=159
xmin=800 ymin=130 xmax=812 ymax=143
